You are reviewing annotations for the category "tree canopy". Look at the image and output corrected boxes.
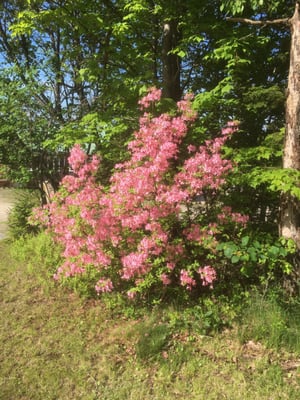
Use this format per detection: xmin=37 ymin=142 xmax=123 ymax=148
xmin=1 ymin=1 xmax=299 ymax=248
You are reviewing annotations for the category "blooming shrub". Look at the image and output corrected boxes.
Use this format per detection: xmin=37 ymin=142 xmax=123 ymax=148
xmin=33 ymin=88 xmax=247 ymax=298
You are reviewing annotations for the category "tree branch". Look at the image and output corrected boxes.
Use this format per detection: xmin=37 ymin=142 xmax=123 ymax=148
xmin=226 ymin=17 xmax=290 ymax=27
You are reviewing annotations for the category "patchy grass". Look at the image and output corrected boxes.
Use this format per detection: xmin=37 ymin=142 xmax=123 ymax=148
xmin=238 ymin=291 xmax=300 ymax=354
xmin=0 ymin=240 xmax=300 ymax=399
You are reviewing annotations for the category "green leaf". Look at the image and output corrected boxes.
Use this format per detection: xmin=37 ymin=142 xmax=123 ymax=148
xmin=248 ymin=247 xmax=257 ymax=262
xmin=177 ymin=50 xmax=186 ymax=58
xmin=231 ymin=255 xmax=240 ymax=263
xmin=224 ymin=246 xmax=234 ymax=258
xmin=268 ymin=245 xmax=280 ymax=257
xmin=240 ymin=254 xmax=250 ymax=262
xmin=241 ymin=236 xmax=250 ymax=247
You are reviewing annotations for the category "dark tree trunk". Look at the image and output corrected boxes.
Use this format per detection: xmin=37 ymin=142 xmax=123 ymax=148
xmin=162 ymin=19 xmax=181 ymax=102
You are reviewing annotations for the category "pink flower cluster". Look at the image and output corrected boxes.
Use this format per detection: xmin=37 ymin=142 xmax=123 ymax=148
xmin=180 ymin=269 xmax=196 ymax=290
xmin=95 ymin=278 xmax=114 ymax=294
xmin=138 ymin=87 xmax=162 ymax=109
xmin=217 ymin=206 xmax=249 ymax=227
xmin=198 ymin=266 xmax=217 ymax=288
xmin=34 ymin=88 xmax=247 ymax=296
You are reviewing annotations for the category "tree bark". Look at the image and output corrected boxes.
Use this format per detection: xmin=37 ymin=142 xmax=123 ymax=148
xmin=280 ymin=2 xmax=300 ymax=248
xmin=228 ymin=2 xmax=300 ymax=248
xmin=162 ymin=19 xmax=181 ymax=102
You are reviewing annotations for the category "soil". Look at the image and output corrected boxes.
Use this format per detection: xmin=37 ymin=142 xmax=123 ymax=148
xmin=0 ymin=188 xmax=16 ymax=239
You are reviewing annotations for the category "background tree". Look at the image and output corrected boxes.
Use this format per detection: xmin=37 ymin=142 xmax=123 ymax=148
xmin=221 ymin=1 xmax=300 ymax=252
xmin=1 ymin=0 xmax=230 ymax=186
xmin=0 ymin=0 xmax=297 ymax=255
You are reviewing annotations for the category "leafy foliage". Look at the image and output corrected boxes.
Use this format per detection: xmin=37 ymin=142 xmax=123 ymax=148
xmin=249 ymin=168 xmax=300 ymax=199
xmin=217 ymin=235 xmax=295 ymax=284
xmin=30 ymin=90 xmax=294 ymax=299
xmin=0 ymin=0 xmax=298 ymax=296
xmin=0 ymin=1 xmax=293 ymax=237
xmin=31 ymin=91 xmax=233 ymax=296
xmin=8 ymin=190 xmax=41 ymax=239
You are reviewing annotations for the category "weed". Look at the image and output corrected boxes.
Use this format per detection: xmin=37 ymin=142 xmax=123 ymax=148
xmin=10 ymin=231 xmax=62 ymax=294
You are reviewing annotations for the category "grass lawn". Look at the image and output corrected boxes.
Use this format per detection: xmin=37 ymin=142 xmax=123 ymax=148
xmin=0 ymin=239 xmax=300 ymax=399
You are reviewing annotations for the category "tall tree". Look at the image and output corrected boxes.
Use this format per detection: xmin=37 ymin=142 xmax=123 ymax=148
xmin=282 ymin=2 xmax=300 ymax=248
xmin=0 ymin=0 xmax=230 ymax=185
xmin=1 ymin=0 xmax=293 ymax=236
xmin=222 ymin=1 xmax=300 ymax=248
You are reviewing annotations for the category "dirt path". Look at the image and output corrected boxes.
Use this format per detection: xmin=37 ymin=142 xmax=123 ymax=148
xmin=0 ymin=188 xmax=16 ymax=239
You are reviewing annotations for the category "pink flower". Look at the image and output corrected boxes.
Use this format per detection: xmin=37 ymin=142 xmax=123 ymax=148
xmin=127 ymin=290 xmax=137 ymax=299
xmin=187 ymin=144 xmax=197 ymax=153
xmin=161 ymin=273 xmax=172 ymax=285
xmin=95 ymin=278 xmax=114 ymax=294
xmin=198 ymin=266 xmax=217 ymax=288
xmin=68 ymin=144 xmax=87 ymax=172
xmin=138 ymin=87 xmax=162 ymax=109
xmin=217 ymin=206 xmax=249 ymax=227
xmin=221 ymin=121 xmax=239 ymax=136
xmin=43 ymin=88 xmax=236 ymax=298
xmin=166 ymin=262 xmax=175 ymax=270
xmin=121 ymin=252 xmax=149 ymax=279
xmin=184 ymin=224 xmax=202 ymax=242
xmin=180 ymin=269 xmax=196 ymax=290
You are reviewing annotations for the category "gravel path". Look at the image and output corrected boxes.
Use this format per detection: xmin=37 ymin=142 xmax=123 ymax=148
xmin=0 ymin=188 xmax=16 ymax=239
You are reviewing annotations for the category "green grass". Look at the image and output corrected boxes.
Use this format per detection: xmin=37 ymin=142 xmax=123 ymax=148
xmin=238 ymin=291 xmax=300 ymax=353
xmin=0 ymin=239 xmax=300 ymax=399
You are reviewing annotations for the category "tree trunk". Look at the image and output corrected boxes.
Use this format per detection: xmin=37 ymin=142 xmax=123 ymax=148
xmin=162 ymin=20 xmax=181 ymax=102
xmin=280 ymin=2 xmax=300 ymax=248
